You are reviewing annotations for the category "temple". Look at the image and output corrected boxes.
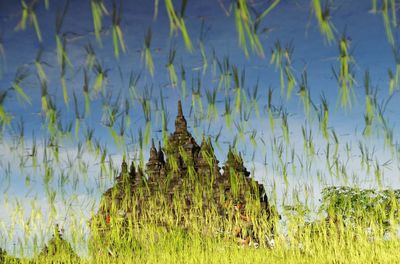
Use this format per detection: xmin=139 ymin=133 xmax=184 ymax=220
xmin=90 ymin=101 xmax=273 ymax=254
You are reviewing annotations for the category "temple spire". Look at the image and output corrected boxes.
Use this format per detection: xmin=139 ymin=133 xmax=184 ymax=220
xmin=121 ymin=159 xmax=128 ymax=174
xmin=178 ymin=100 xmax=183 ymax=117
xmin=157 ymin=141 xmax=165 ymax=163
xmin=175 ymin=100 xmax=187 ymax=133
xmin=150 ymin=139 xmax=157 ymax=160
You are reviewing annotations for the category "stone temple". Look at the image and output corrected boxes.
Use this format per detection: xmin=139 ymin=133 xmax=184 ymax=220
xmin=90 ymin=101 xmax=273 ymax=254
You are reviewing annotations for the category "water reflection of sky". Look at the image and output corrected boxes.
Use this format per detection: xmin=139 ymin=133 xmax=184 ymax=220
xmin=1 ymin=0 xmax=400 ymax=257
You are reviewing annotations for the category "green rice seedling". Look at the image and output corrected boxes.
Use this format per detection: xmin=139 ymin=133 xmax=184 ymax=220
xmin=233 ymin=0 xmax=267 ymax=58
xmin=48 ymin=135 xmax=61 ymax=163
xmin=254 ymin=0 xmax=281 ymax=26
xmin=205 ymin=87 xmax=217 ymax=121
xmin=191 ymin=74 xmax=203 ymax=117
xmin=40 ymin=76 xmax=49 ymax=114
xmin=211 ymin=48 xmax=218 ymax=77
xmin=128 ymin=71 xmax=141 ymax=104
xmin=223 ymin=96 xmax=233 ymax=130
xmin=281 ymin=111 xmax=289 ymax=144
xmin=165 ymin=0 xmax=192 ymax=52
xmin=159 ymin=90 xmax=169 ymax=139
xmin=318 ymin=93 xmax=329 ymax=140
xmin=59 ymin=38 xmax=69 ymax=107
xmin=232 ymin=65 xmax=245 ymax=113
xmin=0 ymin=91 xmax=12 ymax=126
xmin=358 ymin=141 xmax=366 ymax=171
xmin=217 ymin=56 xmax=231 ymax=92
xmin=270 ymin=41 xmax=284 ymax=94
xmin=16 ymin=1 xmax=42 ymax=42
xmin=139 ymin=87 xmax=152 ymax=146
xmin=84 ymin=127 xmax=94 ymax=152
xmin=0 ymin=33 xmax=5 ymax=79
xmin=372 ymin=0 xmax=377 ymax=13
xmin=91 ymin=0 xmax=108 ymax=46
xmin=180 ymin=64 xmax=186 ymax=98
xmin=374 ymin=160 xmax=382 ymax=187
xmin=11 ymin=66 xmax=31 ymax=105
xmin=323 ymin=142 xmax=331 ymax=176
xmin=312 ymin=0 xmax=336 ymax=44
xmin=271 ymin=41 xmax=296 ymax=98
xmin=376 ymin=96 xmax=395 ymax=151
xmin=333 ymin=33 xmax=356 ymax=109
xmin=153 ymin=0 xmax=159 ymax=20
xmin=124 ymin=99 xmax=130 ymax=129
xmin=267 ymin=87 xmax=275 ymax=133
xmin=388 ymin=68 xmax=396 ymax=94
xmin=197 ymin=19 xmax=209 ymax=76
xmin=82 ymin=69 xmax=91 ymax=117
xmin=34 ymin=47 xmax=47 ymax=83
xmin=240 ymin=93 xmax=251 ymax=122
xmin=101 ymin=91 xmax=122 ymax=146
xmin=55 ymin=0 xmax=72 ymax=68
xmin=234 ymin=121 xmax=245 ymax=143
xmin=117 ymin=115 xmax=126 ymax=148
xmin=246 ymin=80 xmax=260 ymax=118
xmin=199 ymin=41 xmax=208 ymax=76
xmin=72 ymin=91 xmax=83 ymax=138
xmin=143 ymin=28 xmax=155 ymax=77
xmin=112 ymin=0 xmax=126 ymax=59
xmin=85 ymin=43 xmax=96 ymax=70
xmin=249 ymin=129 xmax=257 ymax=149
xmin=270 ymin=41 xmax=282 ymax=70
xmin=284 ymin=42 xmax=296 ymax=99
xmin=297 ymin=70 xmax=315 ymax=118
xmin=307 ymin=127 xmax=315 ymax=159
xmin=390 ymin=0 xmax=397 ymax=26
xmin=284 ymin=65 xmax=296 ymax=100
xmin=331 ymin=129 xmax=339 ymax=160
xmin=388 ymin=48 xmax=400 ymax=94
xmin=382 ymin=0 xmax=395 ymax=47
xmin=362 ymin=70 xmax=377 ymax=137
xmin=11 ymin=116 xmax=25 ymax=148
xmin=167 ymin=45 xmax=178 ymax=87
xmin=153 ymin=98 xmax=160 ymax=126
xmin=93 ymin=60 xmax=109 ymax=95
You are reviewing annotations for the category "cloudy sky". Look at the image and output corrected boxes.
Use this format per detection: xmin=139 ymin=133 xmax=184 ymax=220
xmin=1 ymin=0 xmax=400 ymax=257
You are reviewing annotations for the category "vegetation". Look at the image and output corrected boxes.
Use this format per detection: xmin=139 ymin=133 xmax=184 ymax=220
xmin=1 ymin=0 xmax=400 ymax=263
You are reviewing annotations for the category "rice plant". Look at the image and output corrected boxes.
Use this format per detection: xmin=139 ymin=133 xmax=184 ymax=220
xmin=165 ymin=0 xmax=192 ymax=52
xmin=111 ymin=0 xmax=126 ymax=59
xmin=317 ymin=96 xmax=328 ymax=137
xmin=312 ymin=0 xmax=336 ymax=44
xmin=167 ymin=45 xmax=178 ymax=87
xmin=91 ymin=0 xmax=108 ymax=46
xmin=93 ymin=60 xmax=109 ymax=95
xmin=270 ymin=41 xmax=296 ymax=98
xmin=233 ymin=0 xmax=279 ymax=57
xmin=362 ymin=70 xmax=377 ymax=137
xmin=11 ymin=66 xmax=31 ymax=105
xmin=143 ymin=28 xmax=155 ymax=77
xmin=333 ymin=33 xmax=356 ymax=109
xmin=16 ymin=1 xmax=42 ymax=42
xmin=2 ymin=1 xmax=400 ymax=264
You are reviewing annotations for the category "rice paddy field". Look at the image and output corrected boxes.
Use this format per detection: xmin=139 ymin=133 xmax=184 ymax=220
xmin=1 ymin=0 xmax=400 ymax=263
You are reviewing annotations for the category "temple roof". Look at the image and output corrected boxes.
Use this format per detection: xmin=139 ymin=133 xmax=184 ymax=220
xmin=174 ymin=100 xmax=188 ymax=134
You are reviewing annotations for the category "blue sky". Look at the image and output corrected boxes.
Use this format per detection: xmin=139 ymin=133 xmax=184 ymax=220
xmin=1 ymin=0 xmax=400 ymax=257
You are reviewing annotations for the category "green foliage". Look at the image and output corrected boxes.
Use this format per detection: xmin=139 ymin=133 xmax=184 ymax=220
xmin=321 ymin=186 xmax=400 ymax=228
